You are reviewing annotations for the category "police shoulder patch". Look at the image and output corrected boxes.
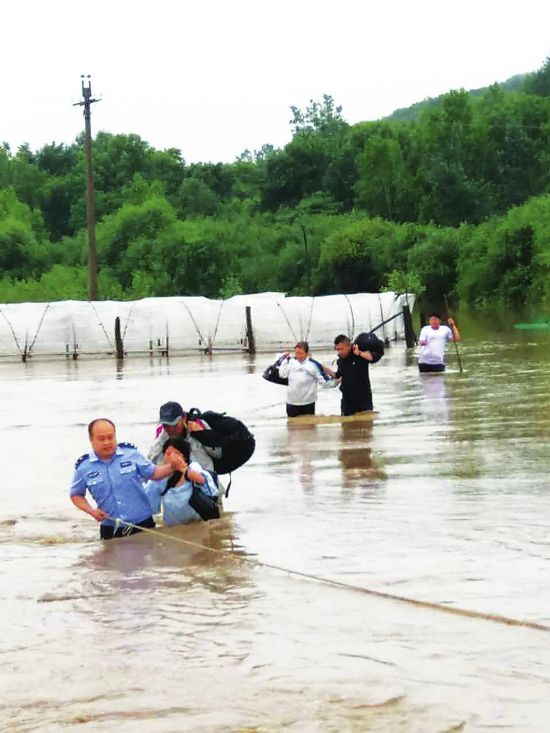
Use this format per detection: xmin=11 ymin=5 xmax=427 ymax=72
xmin=74 ymin=453 xmax=89 ymax=469
xmin=118 ymin=441 xmax=137 ymax=450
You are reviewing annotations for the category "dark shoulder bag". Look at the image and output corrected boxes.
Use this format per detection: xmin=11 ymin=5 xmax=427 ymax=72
xmin=262 ymin=355 xmax=289 ymax=386
xmin=189 ymin=483 xmax=220 ymax=521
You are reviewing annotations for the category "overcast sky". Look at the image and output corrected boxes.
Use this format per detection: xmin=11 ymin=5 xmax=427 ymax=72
xmin=2 ymin=0 xmax=549 ymax=163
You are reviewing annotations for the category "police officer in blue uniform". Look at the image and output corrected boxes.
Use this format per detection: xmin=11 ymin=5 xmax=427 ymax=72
xmin=70 ymin=418 xmax=182 ymax=540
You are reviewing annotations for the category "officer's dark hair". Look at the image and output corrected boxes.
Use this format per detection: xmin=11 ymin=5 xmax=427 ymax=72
xmin=334 ymin=334 xmax=351 ymax=346
xmin=88 ymin=418 xmax=116 ymax=439
xmin=162 ymin=436 xmax=191 ymax=463
xmin=295 ymin=340 xmax=309 ymax=353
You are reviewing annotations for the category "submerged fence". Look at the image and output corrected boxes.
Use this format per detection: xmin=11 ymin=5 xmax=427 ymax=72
xmin=0 ymin=292 xmax=415 ymax=361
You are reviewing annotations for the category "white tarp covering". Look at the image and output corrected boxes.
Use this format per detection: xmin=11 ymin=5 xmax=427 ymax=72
xmin=0 ymin=292 xmax=415 ymax=360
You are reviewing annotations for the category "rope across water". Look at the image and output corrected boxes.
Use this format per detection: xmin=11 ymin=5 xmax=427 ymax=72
xmin=108 ymin=516 xmax=550 ymax=633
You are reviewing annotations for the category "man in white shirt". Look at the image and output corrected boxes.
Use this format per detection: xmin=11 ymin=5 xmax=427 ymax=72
xmin=278 ymin=341 xmax=333 ymax=417
xmin=418 ymin=313 xmax=460 ymax=372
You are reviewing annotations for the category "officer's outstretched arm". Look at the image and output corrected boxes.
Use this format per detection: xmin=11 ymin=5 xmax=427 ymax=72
xmin=151 ymin=462 xmax=179 ymax=481
xmin=71 ymin=495 xmax=107 ymax=522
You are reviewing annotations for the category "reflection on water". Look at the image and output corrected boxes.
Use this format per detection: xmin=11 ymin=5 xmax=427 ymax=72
xmin=418 ymin=372 xmax=451 ymax=423
xmin=283 ymin=422 xmax=318 ymax=492
xmin=1 ymin=334 xmax=550 ymax=731
xmin=338 ymin=421 xmax=386 ymax=485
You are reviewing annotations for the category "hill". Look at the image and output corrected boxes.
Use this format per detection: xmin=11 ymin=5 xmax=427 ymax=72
xmin=385 ymin=73 xmax=527 ymax=122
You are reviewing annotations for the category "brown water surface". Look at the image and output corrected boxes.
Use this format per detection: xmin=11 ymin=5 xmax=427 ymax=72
xmin=1 ymin=332 xmax=550 ymax=731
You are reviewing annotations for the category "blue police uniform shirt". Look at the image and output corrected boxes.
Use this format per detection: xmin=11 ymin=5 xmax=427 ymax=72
xmin=70 ymin=443 xmax=156 ymax=527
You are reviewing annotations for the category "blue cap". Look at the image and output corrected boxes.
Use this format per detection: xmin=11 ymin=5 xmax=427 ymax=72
xmin=159 ymin=401 xmax=184 ymax=426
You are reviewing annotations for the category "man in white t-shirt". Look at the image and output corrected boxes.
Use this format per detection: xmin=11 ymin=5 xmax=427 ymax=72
xmin=418 ymin=313 xmax=460 ymax=372
xmin=278 ymin=341 xmax=334 ymax=417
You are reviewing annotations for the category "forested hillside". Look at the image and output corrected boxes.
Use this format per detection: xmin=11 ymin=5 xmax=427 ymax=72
xmin=1 ymin=56 xmax=549 ymax=308
xmin=386 ymin=73 xmax=527 ymax=122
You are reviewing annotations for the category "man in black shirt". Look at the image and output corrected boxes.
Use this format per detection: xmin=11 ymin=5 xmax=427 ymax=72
xmin=334 ymin=334 xmax=374 ymax=415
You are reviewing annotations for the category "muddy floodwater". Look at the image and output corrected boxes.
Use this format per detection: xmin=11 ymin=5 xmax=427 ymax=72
xmin=1 ymin=330 xmax=550 ymax=732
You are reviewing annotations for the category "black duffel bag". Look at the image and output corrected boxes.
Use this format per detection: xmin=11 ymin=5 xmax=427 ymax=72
xmin=354 ymin=332 xmax=385 ymax=364
xmin=262 ymin=355 xmax=289 ymax=386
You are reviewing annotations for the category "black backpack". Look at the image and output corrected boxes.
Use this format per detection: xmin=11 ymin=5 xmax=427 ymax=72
xmin=189 ymin=409 xmax=256 ymax=476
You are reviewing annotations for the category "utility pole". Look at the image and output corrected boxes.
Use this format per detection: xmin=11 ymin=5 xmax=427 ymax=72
xmin=74 ymin=75 xmax=100 ymax=300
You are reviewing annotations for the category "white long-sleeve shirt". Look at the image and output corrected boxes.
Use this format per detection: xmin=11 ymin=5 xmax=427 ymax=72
xmin=278 ymin=357 xmax=328 ymax=406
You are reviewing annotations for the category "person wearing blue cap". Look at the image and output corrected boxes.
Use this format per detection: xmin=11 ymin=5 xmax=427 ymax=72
xmin=69 ymin=418 xmax=182 ymax=539
xmin=147 ymin=401 xmax=220 ymax=470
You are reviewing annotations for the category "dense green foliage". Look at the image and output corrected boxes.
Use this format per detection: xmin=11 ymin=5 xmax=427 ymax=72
xmin=386 ymin=72 xmax=528 ymax=123
xmin=1 ymin=57 xmax=550 ymax=309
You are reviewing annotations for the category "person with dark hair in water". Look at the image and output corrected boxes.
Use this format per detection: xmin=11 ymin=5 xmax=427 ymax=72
xmin=278 ymin=340 xmax=334 ymax=417
xmin=70 ymin=418 xmax=180 ymax=540
xmin=333 ymin=334 xmax=375 ymax=416
xmin=147 ymin=401 xmax=220 ymax=470
xmin=144 ymin=436 xmax=220 ymax=525
xmin=148 ymin=401 xmax=255 ymax=480
xmin=418 ymin=313 xmax=460 ymax=373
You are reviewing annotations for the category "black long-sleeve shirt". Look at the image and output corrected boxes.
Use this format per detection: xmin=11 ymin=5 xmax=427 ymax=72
xmin=335 ymin=352 xmax=372 ymax=413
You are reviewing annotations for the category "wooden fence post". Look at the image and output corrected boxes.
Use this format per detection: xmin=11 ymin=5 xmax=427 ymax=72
xmin=245 ymin=306 xmax=255 ymax=353
xmin=114 ymin=317 xmax=124 ymax=360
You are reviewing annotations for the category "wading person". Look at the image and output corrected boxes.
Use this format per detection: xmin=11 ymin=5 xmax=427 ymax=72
xmin=148 ymin=401 xmax=255 ymax=483
xmin=147 ymin=401 xmax=220 ymax=470
xmin=277 ymin=341 xmax=334 ymax=417
xmin=333 ymin=334 xmax=375 ymax=416
xmin=144 ymin=436 xmax=220 ymax=526
xmin=418 ymin=313 xmax=460 ymax=373
xmin=70 ymin=418 xmax=180 ymax=540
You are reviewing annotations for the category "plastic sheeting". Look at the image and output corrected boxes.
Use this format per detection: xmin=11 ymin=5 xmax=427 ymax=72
xmin=0 ymin=292 xmax=415 ymax=360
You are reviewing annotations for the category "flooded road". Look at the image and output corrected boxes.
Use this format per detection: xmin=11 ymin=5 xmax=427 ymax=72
xmin=1 ymin=331 xmax=550 ymax=731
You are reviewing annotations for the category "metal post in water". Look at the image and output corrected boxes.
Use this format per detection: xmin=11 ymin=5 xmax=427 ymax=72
xmin=245 ymin=306 xmax=255 ymax=353
xmin=114 ymin=317 xmax=124 ymax=360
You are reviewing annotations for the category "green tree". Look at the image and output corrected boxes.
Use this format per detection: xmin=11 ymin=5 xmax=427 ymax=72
xmin=315 ymin=218 xmax=414 ymax=294
xmin=0 ymin=188 xmax=48 ymax=278
xmin=290 ymin=94 xmax=348 ymax=140
xmin=96 ymin=194 xmax=177 ymax=286
xmin=174 ymin=178 xmax=221 ymax=218
xmin=406 ymin=227 xmax=462 ymax=303
xmin=355 ymin=132 xmax=416 ymax=221
xmin=523 ymin=56 xmax=550 ymax=97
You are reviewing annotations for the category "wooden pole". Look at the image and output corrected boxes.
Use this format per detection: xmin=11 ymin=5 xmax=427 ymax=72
xmin=443 ymin=295 xmax=463 ymax=373
xmin=402 ymin=303 xmax=416 ymax=348
xmin=114 ymin=317 xmax=124 ymax=360
xmin=245 ymin=306 xmax=255 ymax=353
